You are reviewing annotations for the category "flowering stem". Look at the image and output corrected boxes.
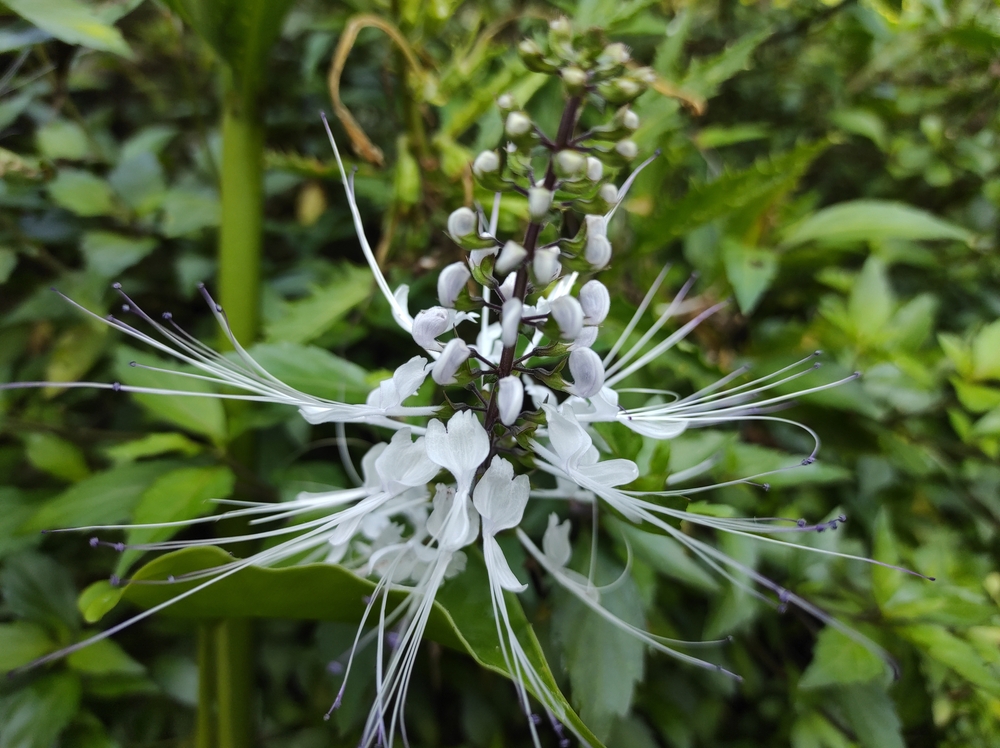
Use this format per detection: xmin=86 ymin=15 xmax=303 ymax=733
xmin=483 ymin=96 xmax=582 ymax=437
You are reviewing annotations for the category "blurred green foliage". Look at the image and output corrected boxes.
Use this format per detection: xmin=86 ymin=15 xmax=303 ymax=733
xmin=0 ymin=0 xmax=998 ymax=747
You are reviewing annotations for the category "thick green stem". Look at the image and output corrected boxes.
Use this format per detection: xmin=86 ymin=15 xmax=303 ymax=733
xmin=218 ymin=97 xmax=264 ymax=345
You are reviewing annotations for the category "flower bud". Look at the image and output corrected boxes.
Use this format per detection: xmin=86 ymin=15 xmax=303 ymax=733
xmin=432 ymin=338 xmax=470 ymax=385
xmin=568 ymin=347 xmax=605 ymax=398
xmin=438 ymin=262 xmax=470 ymax=308
xmin=586 ymin=157 xmax=603 ymax=182
xmin=497 ymin=376 xmax=524 ymax=427
xmin=597 ymin=77 xmax=642 ymax=105
xmin=585 ymin=235 xmax=611 ymax=269
xmin=505 ymin=111 xmax=532 ymax=138
xmin=501 ymin=298 xmax=522 ymax=348
xmin=412 ymin=306 xmax=450 ymax=352
xmin=550 ymin=295 xmax=584 ymax=340
xmin=615 ymin=140 xmax=638 ymax=160
xmin=518 ymin=39 xmax=556 ymax=73
xmin=554 ymin=150 xmax=585 ymax=178
xmin=549 ymin=16 xmax=572 ymax=39
xmin=599 ymin=183 xmax=619 ymax=204
xmin=533 ymin=246 xmax=561 ymax=285
xmin=601 ymin=43 xmax=630 ymax=66
xmin=447 ymin=207 xmax=477 ymax=241
xmin=495 ymin=241 xmax=527 ymax=277
xmin=528 ymin=187 xmax=553 ymax=222
xmin=496 ymin=93 xmax=516 ymax=112
xmin=472 ymin=150 xmax=500 ymax=178
xmin=561 ymin=66 xmax=587 ymax=94
xmin=574 ymin=326 xmax=599 ymax=349
xmin=621 ymin=109 xmax=639 ymax=130
xmin=498 ymin=272 xmax=517 ymax=300
xmin=579 ymin=280 xmax=610 ymax=326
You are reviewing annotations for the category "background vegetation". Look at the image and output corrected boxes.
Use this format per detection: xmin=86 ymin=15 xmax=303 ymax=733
xmin=0 ymin=0 xmax=998 ymax=747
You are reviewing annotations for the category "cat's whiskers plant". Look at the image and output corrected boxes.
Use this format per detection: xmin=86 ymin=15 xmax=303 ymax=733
xmin=2 ymin=17 xmax=934 ymax=748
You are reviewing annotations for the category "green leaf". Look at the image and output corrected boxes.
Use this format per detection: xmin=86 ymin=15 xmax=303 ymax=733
xmin=0 ymin=246 xmax=17 ymax=283
xmin=799 ymin=627 xmax=885 ymax=689
xmin=0 ymin=673 xmax=82 ymax=748
xmin=44 ymin=322 xmax=108 ymax=392
xmin=694 ymin=123 xmax=770 ymax=149
xmin=901 ymin=624 xmax=1000 ymax=696
xmin=722 ymin=240 xmax=778 ymax=314
xmin=938 ymin=333 xmax=973 ymax=377
xmin=77 ymin=581 xmax=123 ymax=624
xmin=118 ymin=466 xmax=236 ymax=574
xmin=682 ymin=29 xmax=771 ymax=99
xmin=848 ymin=257 xmax=894 ymax=344
xmin=24 ymin=432 xmax=90 ymax=482
xmin=0 ymin=553 xmax=79 ymax=634
xmin=728 ymin=443 xmax=851 ymax=488
xmin=36 ymin=120 xmax=91 ymax=161
xmin=951 ymin=378 xmax=1000 ymax=414
xmin=552 ymin=549 xmax=645 ymax=741
xmin=971 ymin=320 xmax=1000 ymax=382
xmin=121 ymin=546 xmax=603 ymax=746
xmin=614 ymin=520 xmax=719 ymax=593
xmin=830 ymin=109 xmax=887 ymax=149
xmin=0 ymin=622 xmax=57 ymax=674
xmin=264 ymin=264 xmax=374 ymax=344
xmin=833 ymin=683 xmax=904 ymax=748
xmin=23 ymin=459 xmax=178 ymax=532
xmin=158 ymin=187 xmax=220 ymax=237
xmin=781 ymin=200 xmax=974 ymax=247
xmin=248 ymin=342 xmax=370 ymax=402
xmin=4 ymin=0 xmax=131 ymax=56
xmin=102 ymin=432 xmax=204 ymax=464
xmin=67 ymin=638 xmax=144 ymax=676
xmin=47 ymin=169 xmax=117 ymax=216
xmin=973 ymin=406 xmax=1000 ymax=437
xmin=81 ymin=231 xmax=157 ymax=278
xmin=115 ymin=348 xmax=227 ymax=443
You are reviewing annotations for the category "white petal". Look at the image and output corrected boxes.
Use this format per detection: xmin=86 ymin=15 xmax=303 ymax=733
xmin=497 ymin=376 xmax=524 ymax=427
xmin=425 ymin=411 xmax=490 ymax=486
xmin=484 ymin=534 xmax=527 ymax=592
xmin=542 ymin=404 xmax=592 ymax=465
xmin=568 ymin=347 xmax=605 ymax=398
xmin=577 ymin=458 xmax=639 ymax=487
xmin=472 ymin=456 xmax=529 ymax=532
xmin=542 ymin=513 xmax=572 ymax=567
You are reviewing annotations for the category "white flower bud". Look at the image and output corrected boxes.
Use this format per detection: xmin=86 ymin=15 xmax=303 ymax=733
xmin=498 ymin=272 xmax=517 ymax=300
xmin=586 ymin=157 xmax=603 ymax=182
xmin=497 ymin=93 xmax=515 ymax=110
xmin=496 ymin=240 xmax=527 ymax=277
xmin=542 ymin=513 xmax=572 ymax=567
xmin=574 ymin=326 xmax=599 ymax=349
xmin=501 ymin=298 xmax=522 ymax=348
xmin=469 ymin=246 xmax=498 ymax=268
xmin=472 ymin=150 xmax=500 ymax=177
xmin=528 ymin=187 xmax=553 ymax=222
xmin=554 ymin=150 xmax=585 ymax=177
xmin=568 ymin=347 xmax=605 ymax=398
xmin=622 ymin=109 xmax=639 ymax=130
xmin=599 ymin=183 xmax=619 ymax=204
xmin=634 ymin=67 xmax=656 ymax=84
xmin=412 ymin=306 xmax=450 ymax=352
xmin=438 ymin=262 xmax=470 ymax=308
xmin=432 ymin=338 xmax=470 ymax=385
xmin=562 ymin=66 xmax=587 ymax=89
xmin=505 ymin=111 xmax=531 ymax=137
xmin=549 ymin=16 xmax=571 ymax=34
xmin=533 ymin=246 xmax=561 ymax=285
xmin=497 ymin=376 xmax=524 ymax=427
xmin=579 ymin=280 xmax=610 ymax=326
xmin=584 ymin=215 xmax=611 ymax=269
xmin=615 ymin=140 xmax=638 ymax=160
xmin=447 ymin=207 xmax=477 ymax=240
xmin=603 ymin=43 xmax=630 ymax=66
xmin=550 ymin=295 xmax=584 ymax=340
xmin=617 ymin=78 xmax=641 ymax=98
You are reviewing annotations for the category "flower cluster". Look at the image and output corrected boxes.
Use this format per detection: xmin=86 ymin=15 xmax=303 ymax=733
xmin=4 ymin=19 xmax=931 ymax=748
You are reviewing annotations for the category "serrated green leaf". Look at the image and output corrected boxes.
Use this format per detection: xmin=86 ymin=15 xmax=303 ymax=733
xmin=722 ymin=239 xmax=778 ymax=314
xmin=901 ymin=624 xmax=1000 ymax=696
xmin=799 ymin=627 xmax=885 ymax=689
xmin=833 ymin=683 xmax=904 ymax=748
xmin=158 ymin=187 xmax=219 ymax=237
xmin=781 ymin=200 xmax=973 ymax=247
xmin=36 ymin=120 xmax=91 ymax=161
xmin=47 ymin=169 xmax=117 ymax=216
xmin=264 ymin=265 xmax=374 ymax=344
xmin=115 ymin=348 xmax=227 ymax=443
xmin=0 ymin=552 xmax=79 ymax=634
xmin=0 ymin=622 xmax=57 ymax=674
xmin=938 ymin=332 xmax=973 ymax=377
xmin=951 ymin=379 xmax=1000 ymax=414
xmin=23 ymin=460 xmax=178 ymax=532
xmin=5 ymin=0 xmax=131 ymax=56
xmin=120 ymin=546 xmax=604 ymax=746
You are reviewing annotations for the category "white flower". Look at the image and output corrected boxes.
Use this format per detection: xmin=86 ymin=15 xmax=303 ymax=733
xmin=447 ymin=206 xmax=478 ymax=240
xmin=496 ymin=240 xmax=527 ymax=276
xmin=599 ymin=183 xmax=618 ymax=204
xmin=550 ymin=295 xmax=584 ymax=340
xmin=586 ymin=156 xmax=603 ymax=182
xmin=473 ymin=456 xmax=530 ymax=591
xmin=438 ymin=261 xmax=471 ymax=308
xmin=567 ymin=347 xmax=605 ymax=398
xmin=505 ymin=111 xmax=531 ymax=137
xmin=533 ymin=246 xmax=561 ymax=285
xmin=579 ymin=279 xmax=610 ymax=326
xmin=528 ymin=187 xmax=553 ymax=221
xmin=542 ymin=513 xmax=572 ymax=567
xmin=497 ymin=375 xmax=524 ymax=426
xmin=412 ymin=307 xmax=451 ymax=352
xmin=426 ymin=410 xmax=490 ymax=499
xmin=615 ymin=140 xmax=638 ymax=160
xmin=472 ymin=150 xmax=500 ymax=177
xmin=431 ymin=338 xmax=470 ymax=385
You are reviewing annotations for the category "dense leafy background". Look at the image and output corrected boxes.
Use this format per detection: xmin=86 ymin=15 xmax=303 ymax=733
xmin=1 ymin=0 xmax=998 ymax=747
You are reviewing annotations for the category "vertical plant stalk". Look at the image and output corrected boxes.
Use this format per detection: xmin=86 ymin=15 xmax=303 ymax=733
xmin=196 ymin=86 xmax=264 ymax=748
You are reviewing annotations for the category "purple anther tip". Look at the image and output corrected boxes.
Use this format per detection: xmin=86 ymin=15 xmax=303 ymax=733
xmin=167 ymin=575 xmax=175 ymax=582
xmin=114 ymin=542 xmax=125 ymax=552
xmin=162 ymin=312 xmax=172 ymax=320
xmin=762 ymin=483 xmax=770 ymax=492
xmin=801 ymin=457 xmax=815 ymax=465
xmin=128 ymin=361 xmax=137 ymax=367
xmin=89 ymin=537 xmax=99 ymax=547
xmin=122 ymin=304 xmax=130 ymax=312
xmin=112 ymin=382 xmax=122 ymax=391
xmin=327 ymin=661 xmax=344 ymax=675
xmin=837 ymin=514 xmax=847 ymax=523
xmin=530 ymin=714 xmax=542 ymax=725
xmin=796 ymin=519 xmax=806 ymax=528
xmin=109 ymin=574 xmax=121 ymax=587
xmin=196 ymin=282 xmax=205 ymax=289
xmin=112 ymin=282 xmax=122 ymax=290
xmin=813 ymin=349 xmax=823 ymax=356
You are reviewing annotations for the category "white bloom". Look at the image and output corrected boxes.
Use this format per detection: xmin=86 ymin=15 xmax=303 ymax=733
xmin=550 ymin=295 xmax=584 ymax=340
xmin=579 ymin=279 xmax=610 ymax=326
xmin=412 ymin=307 xmax=451 ymax=352
xmin=567 ymin=347 xmax=605 ymax=398
xmin=431 ymin=338 xmax=470 ymax=385
xmin=496 ymin=240 xmax=527 ymax=276
xmin=438 ymin=261 xmax=470 ymax=308
xmin=542 ymin=513 xmax=572 ymax=567
xmin=533 ymin=246 xmax=561 ymax=285
xmin=473 ymin=456 xmax=530 ymax=591
xmin=622 ymin=109 xmax=639 ymax=130
xmin=501 ymin=298 xmax=522 ymax=348
xmin=554 ymin=150 xmax=585 ymax=177
xmin=427 ymin=484 xmax=480 ymax=552
xmin=497 ymin=375 xmax=524 ymax=426
xmin=584 ymin=214 xmax=612 ymax=269
xmin=447 ymin=206 xmax=477 ymax=240
xmin=528 ymin=187 xmax=553 ymax=222
xmin=472 ymin=150 xmax=500 ymax=177
xmin=572 ymin=326 xmax=599 ymax=350
xmin=426 ymin=410 xmax=490 ymax=499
